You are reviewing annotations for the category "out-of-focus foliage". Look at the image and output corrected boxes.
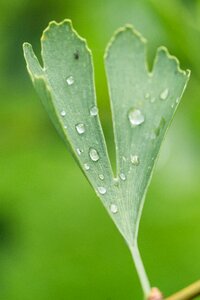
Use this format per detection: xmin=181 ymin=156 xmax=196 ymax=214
xmin=0 ymin=0 xmax=200 ymax=299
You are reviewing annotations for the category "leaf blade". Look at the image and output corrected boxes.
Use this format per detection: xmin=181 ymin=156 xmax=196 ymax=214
xmin=105 ymin=26 xmax=190 ymax=245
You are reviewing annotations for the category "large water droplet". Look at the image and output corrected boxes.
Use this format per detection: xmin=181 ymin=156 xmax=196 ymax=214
xmin=120 ymin=173 xmax=126 ymax=181
xmin=97 ymin=186 xmax=106 ymax=195
xmin=128 ymin=108 xmax=145 ymax=127
xmin=66 ymin=75 xmax=74 ymax=85
xmin=84 ymin=163 xmax=90 ymax=170
xmin=75 ymin=123 xmax=85 ymax=134
xmin=160 ymin=88 xmax=169 ymax=100
xmin=131 ymin=155 xmax=140 ymax=166
xmin=90 ymin=106 xmax=98 ymax=116
xmin=89 ymin=148 xmax=100 ymax=161
xmin=110 ymin=204 xmax=118 ymax=214
xmin=60 ymin=110 xmax=66 ymax=117
xmin=99 ymin=174 xmax=104 ymax=180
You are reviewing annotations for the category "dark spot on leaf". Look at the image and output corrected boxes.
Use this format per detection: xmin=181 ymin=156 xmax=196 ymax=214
xmin=74 ymin=51 xmax=79 ymax=60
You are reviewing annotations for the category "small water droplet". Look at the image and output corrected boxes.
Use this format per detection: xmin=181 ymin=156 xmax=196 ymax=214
xmin=66 ymin=75 xmax=74 ymax=85
xmin=110 ymin=203 xmax=118 ymax=214
xmin=150 ymin=97 xmax=156 ymax=103
xmin=75 ymin=123 xmax=85 ymax=134
xmin=176 ymin=98 xmax=179 ymax=104
xmin=128 ymin=108 xmax=145 ymax=127
xmin=160 ymin=88 xmax=169 ymax=100
xmin=171 ymin=103 xmax=174 ymax=108
xmin=60 ymin=110 xmax=66 ymax=117
xmin=90 ymin=106 xmax=98 ymax=116
xmin=122 ymin=156 xmax=126 ymax=162
xmin=84 ymin=163 xmax=90 ymax=170
xmin=131 ymin=155 xmax=140 ymax=166
xmin=64 ymin=125 xmax=67 ymax=129
xmin=99 ymin=174 xmax=104 ymax=180
xmin=97 ymin=186 xmax=107 ymax=195
xmin=145 ymin=93 xmax=150 ymax=99
xmin=76 ymin=148 xmax=82 ymax=155
xmin=120 ymin=173 xmax=126 ymax=181
xmin=89 ymin=148 xmax=100 ymax=161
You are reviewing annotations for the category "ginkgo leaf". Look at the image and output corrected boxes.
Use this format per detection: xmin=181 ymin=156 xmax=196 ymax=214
xmin=23 ymin=20 xmax=190 ymax=297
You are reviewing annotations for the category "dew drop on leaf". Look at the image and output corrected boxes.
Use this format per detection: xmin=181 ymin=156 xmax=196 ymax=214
xmin=120 ymin=173 xmax=126 ymax=181
xmin=97 ymin=186 xmax=107 ymax=195
xmin=160 ymin=88 xmax=169 ymax=100
xmin=110 ymin=203 xmax=118 ymax=214
xmin=128 ymin=108 xmax=145 ymax=127
xmin=75 ymin=123 xmax=85 ymax=134
xmin=150 ymin=97 xmax=156 ymax=103
xmin=131 ymin=155 xmax=140 ymax=166
xmin=76 ymin=148 xmax=82 ymax=155
xmin=99 ymin=174 xmax=104 ymax=180
xmin=89 ymin=148 xmax=100 ymax=161
xmin=66 ymin=75 xmax=74 ymax=85
xmin=90 ymin=106 xmax=98 ymax=116
xmin=60 ymin=110 xmax=66 ymax=117
xmin=84 ymin=163 xmax=90 ymax=170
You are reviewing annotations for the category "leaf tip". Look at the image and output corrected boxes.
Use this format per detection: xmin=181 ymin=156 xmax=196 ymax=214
xmin=41 ymin=19 xmax=92 ymax=57
xmin=155 ymin=46 xmax=191 ymax=79
xmin=104 ymin=24 xmax=147 ymax=60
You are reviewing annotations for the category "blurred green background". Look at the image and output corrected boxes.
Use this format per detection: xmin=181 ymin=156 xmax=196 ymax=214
xmin=0 ymin=0 xmax=200 ymax=299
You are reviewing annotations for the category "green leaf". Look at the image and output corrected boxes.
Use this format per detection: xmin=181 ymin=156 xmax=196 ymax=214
xmin=23 ymin=20 xmax=190 ymax=296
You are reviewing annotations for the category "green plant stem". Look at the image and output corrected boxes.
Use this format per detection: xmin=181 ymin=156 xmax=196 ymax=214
xmin=130 ymin=243 xmax=151 ymax=297
xmin=166 ymin=280 xmax=200 ymax=300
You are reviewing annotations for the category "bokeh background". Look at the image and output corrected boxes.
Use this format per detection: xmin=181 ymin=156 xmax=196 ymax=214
xmin=1 ymin=0 xmax=200 ymax=299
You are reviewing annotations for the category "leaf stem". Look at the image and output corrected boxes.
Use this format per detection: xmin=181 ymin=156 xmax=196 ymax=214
xmin=165 ymin=280 xmax=200 ymax=300
xmin=130 ymin=243 xmax=151 ymax=297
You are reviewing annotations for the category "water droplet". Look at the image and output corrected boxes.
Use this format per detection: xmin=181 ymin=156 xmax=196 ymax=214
xmin=131 ymin=155 xmax=140 ymax=166
xmin=145 ymin=93 xmax=150 ymax=99
xmin=75 ymin=123 xmax=85 ymax=134
xmin=97 ymin=186 xmax=106 ymax=195
xmin=120 ymin=173 xmax=126 ymax=181
xmin=160 ymin=88 xmax=169 ymax=100
xmin=84 ymin=163 xmax=90 ymax=170
xmin=89 ymin=148 xmax=100 ymax=161
xmin=110 ymin=203 xmax=118 ymax=214
xmin=128 ymin=108 xmax=145 ymax=127
xmin=66 ymin=75 xmax=74 ymax=85
xmin=171 ymin=103 xmax=174 ymax=108
xmin=60 ymin=110 xmax=66 ymax=117
xmin=76 ymin=148 xmax=82 ymax=155
xmin=122 ymin=156 xmax=126 ymax=162
xmin=176 ymin=98 xmax=179 ymax=104
xmin=150 ymin=97 xmax=156 ymax=103
xmin=99 ymin=174 xmax=104 ymax=180
xmin=90 ymin=106 xmax=98 ymax=116
xmin=64 ymin=125 xmax=67 ymax=129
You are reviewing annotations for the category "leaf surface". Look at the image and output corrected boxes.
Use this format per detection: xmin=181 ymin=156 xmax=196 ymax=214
xmin=23 ymin=20 xmax=190 ymax=249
